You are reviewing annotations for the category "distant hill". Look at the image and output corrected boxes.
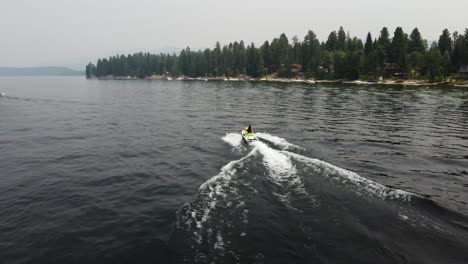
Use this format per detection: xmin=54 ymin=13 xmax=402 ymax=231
xmin=0 ymin=67 xmax=83 ymax=76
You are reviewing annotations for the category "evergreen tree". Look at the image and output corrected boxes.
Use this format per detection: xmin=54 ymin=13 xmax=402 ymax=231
xmin=253 ymin=48 xmax=266 ymax=78
xmin=232 ymin=42 xmax=240 ymax=75
xmin=438 ymin=29 xmax=453 ymax=56
xmin=333 ymin=51 xmax=347 ymax=78
xmin=337 ymin=26 xmax=346 ymax=50
xmin=178 ymin=49 xmax=188 ymax=76
xmin=408 ymin=51 xmax=424 ymax=68
xmin=291 ymin=35 xmax=302 ymax=64
xmin=320 ymin=50 xmax=334 ymax=79
xmin=347 ymin=37 xmax=363 ymax=53
xmin=364 ymin=49 xmax=378 ymax=76
xmin=442 ymin=51 xmax=451 ymax=77
xmin=348 ymin=50 xmax=364 ymax=80
xmin=378 ymin=28 xmax=391 ymax=47
xmin=261 ymin=41 xmax=272 ymax=74
xmin=239 ymin=41 xmax=246 ymax=75
xmin=364 ymin=32 xmax=373 ymax=56
xmin=302 ymin=30 xmax=321 ymax=76
xmin=452 ymin=33 xmax=466 ymax=69
xmin=326 ymin=31 xmax=338 ymax=51
xmin=203 ymin=49 xmax=212 ymax=76
xmin=246 ymin=43 xmax=255 ymax=77
xmin=390 ymin=27 xmax=408 ymax=70
xmin=464 ymin=29 xmax=468 ymax=65
xmin=213 ymin=42 xmax=222 ymax=76
xmin=425 ymin=44 xmax=443 ymax=81
xmin=221 ymin=45 xmax=230 ymax=76
xmin=277 ymin=33 xmax=290 ymax=67
xmin=85 ymin=63 xmax=96 ymax=78
xmin=95 ymin=59 xmax=101 ymax=76
xmin=408 ymin=28 xmax=425 ymax=53
xmin=375 ymin=46 xmax=387 ymax=75
xmin=378 ymin=27 xmax=391 ymax=62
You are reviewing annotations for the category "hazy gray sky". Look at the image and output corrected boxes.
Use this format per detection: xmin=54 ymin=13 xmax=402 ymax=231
xmin=1 ymin=0 xmax=467 ymax=69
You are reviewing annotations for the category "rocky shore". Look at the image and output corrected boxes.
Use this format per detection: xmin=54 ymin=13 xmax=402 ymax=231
xmin=92 ymin=75 xmax=468 ymax=87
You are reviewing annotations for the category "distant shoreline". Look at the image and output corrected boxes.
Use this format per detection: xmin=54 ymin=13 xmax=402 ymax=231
xmin=0 ymin=66 xmax=83 ymax=77
xmin=88 ymin=76 xmax=468 ymax=87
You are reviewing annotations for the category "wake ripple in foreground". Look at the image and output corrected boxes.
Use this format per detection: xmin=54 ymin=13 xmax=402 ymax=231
xmin=171 ymin=133 xmax=467 ymax=264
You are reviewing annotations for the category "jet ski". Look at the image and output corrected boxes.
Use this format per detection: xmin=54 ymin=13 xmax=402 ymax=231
xmin=241 ymin=128 xmax=258 ymax=143
xmin=0 ymin=92 xmax=4 ymax=97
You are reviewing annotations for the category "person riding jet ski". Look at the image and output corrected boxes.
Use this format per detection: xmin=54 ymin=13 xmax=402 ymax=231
xmin=246 ymin=125 xmax=253 ymax=135
xmin=242 ymin=124 xmax=258 ymax=143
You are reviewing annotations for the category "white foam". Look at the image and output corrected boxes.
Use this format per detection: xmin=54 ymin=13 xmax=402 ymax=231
xmin=255 ymin=141 xmax=297 ymax=178
xmin=284 ymin=151 xmax=416 ymax=201
xmin=253 ymin=141 xmax=314 ymax=209
xmin=199 ymin=149 xmax=254 ymax=191
xmin=399 ymin=213 xmax=409 ymax=221
xmin=214 ymin=232 xmax=224 ymax=250
xmin=222 ymin=133 xmax=243 ymax=149
xmin=255 ymin=132 xmax=304 ymax=150
xmin=179 ymin=148 xmax=257 ymax=246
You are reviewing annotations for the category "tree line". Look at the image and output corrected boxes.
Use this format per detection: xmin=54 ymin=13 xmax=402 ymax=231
xmin=86 ymin=27 xmax=468 ymax=81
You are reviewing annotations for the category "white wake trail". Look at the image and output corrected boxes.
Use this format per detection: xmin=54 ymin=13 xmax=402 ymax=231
xmin=222 ymin=131 xmax=415 ymax=202
xmin=222 ymin=132 xmax=312 ymax=209
xmin=284 ymin=151 xmax=416 ymax=201
xmin=176 ymin=144 xmax=258 ymax=261
xmin=252 ymin=141 xmax=313 ymax=209
xmin=255 ymin=132 xmax=304 ymax=150
xmin=221 ymin=133 xmax=243 ymax=148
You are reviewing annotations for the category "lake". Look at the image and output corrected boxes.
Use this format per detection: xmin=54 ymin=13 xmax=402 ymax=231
xmin=0 ymin=77 xmax=467 ymax=263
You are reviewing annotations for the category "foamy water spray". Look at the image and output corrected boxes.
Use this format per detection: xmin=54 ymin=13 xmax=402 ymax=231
xmin=256 ymin=132 xmax=305 ymax=150
xmin=176 ymin=132 xmax=418 ymax=262
xmin=222 ymin=132 xmax=415 ymax=202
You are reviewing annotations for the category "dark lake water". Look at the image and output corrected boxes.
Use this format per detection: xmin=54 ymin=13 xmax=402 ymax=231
xmin=1 ymin=77 xmax=467 ymax=263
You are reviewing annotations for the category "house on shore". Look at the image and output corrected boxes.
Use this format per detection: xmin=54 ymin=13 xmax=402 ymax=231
xmin=290 ymin=64 xmax=303 ymax=78
xmin=383 ymin=63 xmax=408 ymax=78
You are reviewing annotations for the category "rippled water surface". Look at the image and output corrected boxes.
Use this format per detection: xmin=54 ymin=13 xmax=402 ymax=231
xmin=1 ymin=77 xmax=467 ymax=263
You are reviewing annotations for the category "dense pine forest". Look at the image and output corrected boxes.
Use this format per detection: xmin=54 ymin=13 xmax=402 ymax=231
xmin=86 ymin=26 xmax=468 ymax=81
